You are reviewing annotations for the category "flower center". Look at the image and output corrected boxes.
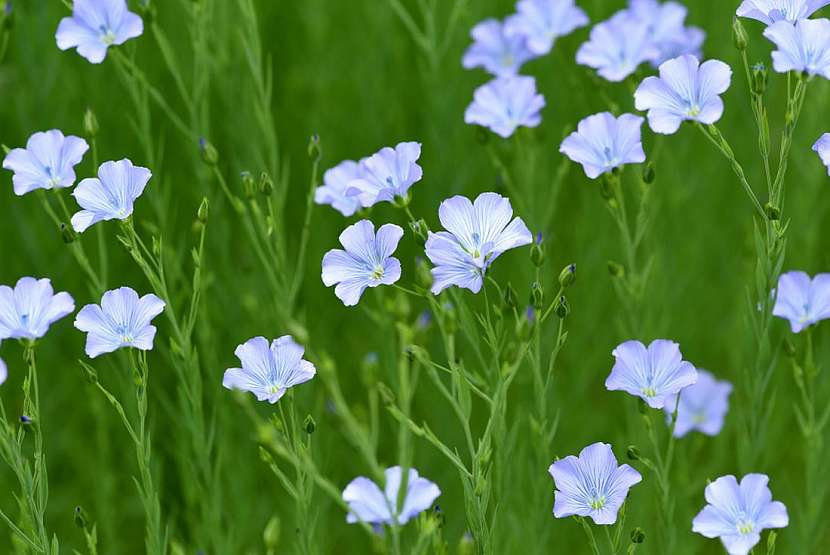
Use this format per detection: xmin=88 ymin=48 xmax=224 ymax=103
xmin=501 ymin=53 xmax=515 ymax=68
xmin=736 ymin=518 xmax=754 ymax=535
xmin=268 ymin=384 xmax=283 ymax=394
xmin=99 ymin=26 xmax=116 ymax=45
xmin=641 ymin=386 xmax=656 ymax=397
xmin=686 ymin=104 xmax=701 ymax=117
xmin=371 ymin=264 xmax=385 ymax=280
xmin=589 ymin=495 xmax=606 ymax=510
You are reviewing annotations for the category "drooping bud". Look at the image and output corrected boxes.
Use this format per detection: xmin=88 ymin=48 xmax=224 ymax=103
xmin=530 ymin=232 xmax=545 ymax=267
xmin=199 ymin=137 xmax=218 ymax=166
xmin=558 ymin=264 xmax=576 ymax=288
xmin=197 ymin=197 xmax=209 ymax=223
xmin=83 ymin=108 xmax=99 ymax=138
xmin=259 ymin=172 xmax=274 ymax=196
xmin=732 ymin=17 xmax=748 ymax=51
xmin=303 ymin=414 xmax=316 ymax=435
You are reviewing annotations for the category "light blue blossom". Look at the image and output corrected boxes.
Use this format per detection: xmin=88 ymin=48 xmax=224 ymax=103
xmin=576 ymin=11 xmax=658 ymax=82
xmin=606 ymin=339 xmax=698 ymax=409
xmin=560 ymin=112 xmax=646 ymax=179
xmin=772 ymin=270 xmax=830 ymax=332
xmin=504 ymin=0 xmax=589 ymax=56
xmin=222 ymin=335 xmax=316 ymax=404
xmin=663 ymin=369 xmax=732 ymax=437
xmin=737 ymin=0 xmax=830 ymax=24
xmin=342 ymin=466 xmax=441 ymax=526
xmin=628 ymin=0 xmax=705 ymax=66
xmin=813 ymin=133 xmax=830 ymax=175
xmin=74 ymin=287 xmax=165 ymax=358
xmin=764 ymin=18 xmax=830 ymax=78
xmin=425 ymin=192 xmax=532 ymax=295
xmin=0 ymin=277 xmax=75 ymax=341
xmin=314 ymin=159 xmax=365 ymax=217
xmin=71 ymin=159 xmax=152 ymax=233
xmin=548 ymin=442 xmax=642 ymax=525
xmin=462 ymin=18 xmax=536 ymax=76
xmin=321 ymin=220 xmax=403 ymax=307
xmin=346 ymin=142 xmax=422 ymax=207
xmin=0 ymin=345 xmax=6 ymax=386
xmin=634 ymin=54 xmax=732 ymax=134
xmin=56 ymin=0 xmax=144 ymax=64
xmin=692 ymin=474 xmax=788 ymax=555
xmin=2 ymin=130 xmax=89 ymax=196
xmin=464 ymin=76 xmax=545 ymax=138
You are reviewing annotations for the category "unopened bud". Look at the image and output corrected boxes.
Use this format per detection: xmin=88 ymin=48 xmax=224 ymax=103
xmin=2 ymin=1 xmax=13 ymax=30
xmin=530 ymin=232 xmax=544 ymax=267
xmin=415 ymin=256 xmax=431 ymax=289
xmin=303 ymin=414 xmax=316 ymax=435
xmin=630 ymin=527 xmax=645 ymax=544
xmin=530 ymin=281 xmax=544 ymax=310
xmin=263 ymin=515 xmax=281 ymax=550
xmin=752 ymin=63 xmax=768 ymax=96
xmin=199 ymin=138 xmax=218 ymax=165
xmin=83 ymin=108 xmax=99 ymax=138
xmin=241 ymin=171 xmax=256 ymax=199
xmin=555 ymin=295 xmax=570 ymax=318
xmin=626 ymin=445 xmax=641 ymax=461
xmin=61 ymin=223 xmax=76 ymax=244
xmin=642 ymin=161 xmax=656 ymax=184
xmin=307 ymin=133 xmax=322 ymax=160
xmin=409 ymin=219 xmax=428 ymax=246
xmin=732 ymin=17 xmax=748 ymax=51
xmin=20 ymin=415 xmax=32 ymax=425
xmin=608 ymin=260 xmax=625 ymax=278
xmin=764 ymin=202 xmax=780 ymax=221
xmin=259 ymin=172 xmax=274 ymax=196
xmin=74 ymin=506 xmax=89 ymax=529
xmin=197 ymin=197 xmax=209 ymax=223
xmin=558 ymin=264 xmax=576 ymax=288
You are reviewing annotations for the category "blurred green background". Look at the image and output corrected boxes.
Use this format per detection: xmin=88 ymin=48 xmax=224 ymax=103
xmin=1 ymin=0 xmax=829 ymax=552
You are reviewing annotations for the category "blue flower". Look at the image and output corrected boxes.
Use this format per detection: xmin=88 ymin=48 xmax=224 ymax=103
xmin=314 ymin=159 xmax=365 ymax=217
xmin=0 ymin=348 xmax=6 ymax=386
xmin=321 ymin=220 xmax=404 ymax=307
xmin=462 ymin=18 xmax=536 ymax=77
xmin=576 ymin=11 xmax=658 ymax=82
xmin=635 ymin=54 xmax=732 ymax=134
xmin=663 ymin=369 xmax=732 ymax=437
xmin=56 ymin=0 xmax=143 ymax=64
xmin=425 ymin=192 xmax=532 ymax=295
xmin=628 ymin=0 xmax=705 ymax=66
xmin=2 ymin=130 xmax=89 ymax=196
xmin=813 ymin=133 xmax=830 ymax=175
xmin=504 ymin=0 xmax=589 ymax=56
xmin=0 ymin=277 xmax=75 ymax=341
xmin=548 ymin=442 xmax=642 ymax=525
xmin=346 ymin=142 xmax=422 ymax=207
xmin=606 ymin=339 xmax=698 ymax=409
xmin=342 ymin=466 xmax=441 ymax=526
xmin=73 ymin=287 xmax=165 ymax=358
xmin=764 ymin=18 xmax=830 ymax=78
xmin=71 ymin=159 xmax=152 ymax=233
xmin=464 ymin=76 xmax=546 ymax=138
xmin=560 ymin=112 xmax=646 ymax=179
xmin=222 ymin=336 xmax=316 ymax=404
xmin=692 ymin=474 xmax=788 ymax=555
xmin=772 ymin=270 xmax=830 ymax=333
xmin=738 ymin=0 xmax=830 ymax=24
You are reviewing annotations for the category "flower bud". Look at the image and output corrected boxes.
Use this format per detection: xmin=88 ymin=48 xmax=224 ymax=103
xmin=2 ymin=2 xmax=13 ymax=30
xmin=303 ymin=414 xmax=316 ymax=435
xmin=415 ymin=256 xmax=432 ymax=289
xmin=642 ymin=161 xmax=656 ymax=184
xmin=20 ymin=415 xmax=32 ymax=425
xmin=197 ymin=197 xmax=209 ymax=223
xmin=259 ymin=172 xmax=274 ymax=196
xmin=74 ymin=506 xmax=89 ymax=529
xmin=458 ymin=533 xmax=475 ymax=555
xmin=752 ymin=63 xmax=768 ymax=96
xmin=607 ymin=260 xmax=625 ymax=278
xmin=83 ymin=108 xmax=99 ymax=138
xmin=409 ymin=219 xmax=429 ymax=246
xmin=555 ymin=295 xmax=570 ymax=318
xmin=60 ymin=223 xmax=76 ymax=244
xmin=530 ymin=232 xmax=544 ymax=267
xmin=764 ymin=202 xmax=780 ymax=221
xmin=240 ymin=171 xmax=256 ymax=199
xmin=558 ymin=264 xmax=576 ymax=288
xmin=732 ymin=17 xmax=748 ymax=51
xmin=307 ymin=133 xmax=322 ymax=160
xmin=626 ymin=445 xmax=641 ymax=461
xmin=263 ymin=515 xmax=281 ymax=550
xmin=199 ymin=137 xmax=218 ymax=166
xmin=530 ymin=281 xmax=544 ymax=310
xmin=630 ymin=527 xmax=645 ymax=544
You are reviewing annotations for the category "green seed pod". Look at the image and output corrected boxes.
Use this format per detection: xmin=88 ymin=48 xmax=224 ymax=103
xmin=558 ymin=264 xmax=576 ymax=288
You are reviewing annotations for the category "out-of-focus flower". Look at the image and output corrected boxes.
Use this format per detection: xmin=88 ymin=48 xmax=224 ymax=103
xmin=342 ymin=466 xmax=441 ymax=525
xmin=425 ymin=192 xmax=532 ymax=295
xmin=56 ymin=0 xmax=144 ymax=63
xmin=505 ymin=0 xmax=589 ymax=55
xmin=549 ymin=442 xmax=642 ymax=525
xmin=346 ymin=142 xmax=422 ymax=207
xmin=813 ymin=133 xmax=830 ymax=175
xmin=314 ymin=159 xmax=365 ymax=217
xmin=772 ymin=270 xmax=830 ymax=332
xmin=628 ymin=0 xmax=705 ymax=66
xmin=692 ymin=474 xmax=788 ymax=555
xmin=606 ymin=339 xmax=698 ymax=409
xmin=764 ymin=19 xmax=830 ymax=78
xmin=71 ymin=159 xmax=152 ymax=233
xmin=576 ymin=11 xmax=658 ymax=82
xmin=74 ymin=287 xmax=165 ymax=358
xmin=737 ymin=0 xmax=830 ymax=25
xmin=2 ymin=130 xmax=89 ymax=196
xmin=222 ymin=336 xmax=316 ymax=403
xmin=663 ymin=369 xmax=732 ymax=437
xmin=321 ymin=220 xmax=403 ymax=307
xmin=560 ymin=112 xmax=646 ymax=179
xmin=634 ymin=54 xmax=732 ymax=134
xmin=464 ymin=76 xmax=545 ymax=138
xmin=462 ymin=18 xmax=536 ymax=76
xmin=0 ymin=277 xmax=75 ymax=340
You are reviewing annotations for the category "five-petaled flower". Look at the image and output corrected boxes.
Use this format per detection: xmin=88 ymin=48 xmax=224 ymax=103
xmin=314 ymin=159 xmax=365 ymax=217
xmin=0 ymin=277 xmax=75 ymax=341
xmin=56 ymin=0 xmax=144 ymax=64
xmin=505 ymin=0 xmax=589 ymax=56
xmin=74 ymin=287 xmax=165 ymax=358
xmin=772 ymin=270 xmax=830 ymax=333
xmin=342 ymin=466 xmax=441 ymax=526
xmin=71 ymin=159 xmax=152 ymax=233
xmin=560 ymin=112 xmax=646 ymax=179
xmin=346 ymin=142 xmax=423 ymax=207
xmin=813 ymin=133 xmax=830 ymax=175
xmin=321 ymin=220 xmax=404 ymax=307
xmin=462 ymin=18 xmax=536 ymax=77
xmin=425 ymin=192 xmax=532 ymax=295
xmin=634 ymin=54 xmax=732 ymax=134
xmin=548 ymin=442 xmax=642 ymax=525
xmin=576 ymin=11 xmax=658 ymax=82
xmin=2 ymin=130 xmax=89 ymax=196
xmin=737 ymin=0 xmax=830 ymax=24
xmin=464 ymin=76 xmax=546 ymax=138
xmin=692 ymin=474 xmax=788 ymax=555
xmin=764 ymin=18 xmax=830 ymax=78
xmin=663 ymin=369 xmax=732 ymax=438
xmin=222 ymin=336 xmax=316 ymax=404
xmin=628 ymin=0 xmax=705 ymax=66
xmin=606 ymin=339 xmax=698 ymax=409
